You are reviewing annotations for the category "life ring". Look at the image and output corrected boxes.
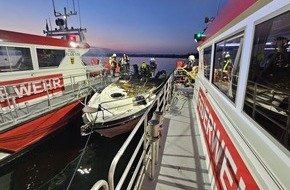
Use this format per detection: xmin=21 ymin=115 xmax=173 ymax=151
xmin=91 ymin=58 xmax=99 ymax=65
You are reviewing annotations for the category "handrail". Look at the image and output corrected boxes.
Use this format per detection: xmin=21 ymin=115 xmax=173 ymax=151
xmin=109 ymin=76 xmax=173 ymax=190
xmin=0 ymin=71 xmax=113 ymax=128
xmin=90 ymin=180 xmax=109 ymax=190
xmin=90 ymin=73 xmax=174 ymax=190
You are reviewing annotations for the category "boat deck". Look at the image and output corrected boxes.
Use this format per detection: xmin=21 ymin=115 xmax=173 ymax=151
xmin=141 ymin=84 xmax=211 ymax=190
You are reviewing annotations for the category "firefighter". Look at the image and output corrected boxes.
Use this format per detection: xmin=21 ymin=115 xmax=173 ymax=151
xmin=222 ymin=52 xmax=232 ymax=81
xmin=140 ymin=62 xmax=150 ymax=81
xmin=185 ymin=55 xmax=196 ymax=71
xmin=109 ymin=53 xmax=117 ymax=76
xmin=149 ymin=58 xmax=157 ymax=77
xmin=119 ymin=54 xmax=130 ymax=74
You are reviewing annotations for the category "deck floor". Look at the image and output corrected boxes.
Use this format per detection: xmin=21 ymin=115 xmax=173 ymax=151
xmin=141 ymin=85 xmax=211 ymax=190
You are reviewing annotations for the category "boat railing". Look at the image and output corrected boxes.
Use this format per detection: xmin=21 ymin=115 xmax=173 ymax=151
xmin=90 ymin=73 xmax=174 ymax=190
xmin=245 ymin=80 xmax=290 ymax=146
xmin=173 ymin=67 xmax=196 ymax=85
xmin=0 ymin=71 xmax=115 ymax=131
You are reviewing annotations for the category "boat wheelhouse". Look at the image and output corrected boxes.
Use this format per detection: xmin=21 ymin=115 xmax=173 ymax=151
xmin=193 ymin=0 xmax=290 ymax=188
xmin=87 ymin=0 xmax=290 ymax=189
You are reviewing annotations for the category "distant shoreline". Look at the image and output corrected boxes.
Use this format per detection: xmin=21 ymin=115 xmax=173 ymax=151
xmin=85 ymin=47 xmax=198 ymax=59
xmin=85 ymin=52 xmax=199 ymax=59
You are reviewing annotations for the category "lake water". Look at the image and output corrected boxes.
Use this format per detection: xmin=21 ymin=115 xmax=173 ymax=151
xmin=0 ymin=57 xmax=179 ymax=190
xmin=83 ymin=56 xmax=181 ymax=74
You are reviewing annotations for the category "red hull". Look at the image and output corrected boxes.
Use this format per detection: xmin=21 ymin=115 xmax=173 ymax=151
xmin=0 ymin=101 xmax=82 ymax=152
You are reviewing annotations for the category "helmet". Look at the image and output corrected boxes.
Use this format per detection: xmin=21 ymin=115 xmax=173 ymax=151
xmin=224 ymin=52 xmax=230 ymax=58
xmin=112 ymin=53 xmax=117 ymax=57
xmin=188 ymin=55 xmax=195 ymax=62
xmin=150 ymin=58 xmax=155 ymax=62
xmin=141 ymin=62 xmax=147 ymax=69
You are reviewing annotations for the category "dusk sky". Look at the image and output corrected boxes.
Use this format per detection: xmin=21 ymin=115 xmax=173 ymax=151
xmin=0 ymin=0 xmax=228 ymax=54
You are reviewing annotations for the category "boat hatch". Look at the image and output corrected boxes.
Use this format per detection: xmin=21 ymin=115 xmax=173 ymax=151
xmin=134 ymin=95 xmax=147 ymax=105
xmin=111 ymin=92 xmax=125 ymax=98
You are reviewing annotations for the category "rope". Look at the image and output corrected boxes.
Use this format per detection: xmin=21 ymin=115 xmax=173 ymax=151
xmin=78 ymin=87 xmax=96 ymax=106
xmin=66 ymin=128 xmax=93 ymax=189
xmin=169 ymin=89 xmax=188 ymax=113
xmin=67 ymin=92 xmax=99 ymax=189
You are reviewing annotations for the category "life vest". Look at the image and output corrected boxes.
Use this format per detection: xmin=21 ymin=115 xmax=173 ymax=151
xmin=141 ymin=63 xmax=148 ymax=70
xmin=109 ymin=57 xmax=116 ymax=67
xmin=222 ymin=59 xmax=231 ymax=73
xmin=140 ymin=63 xmax=150 ymax=77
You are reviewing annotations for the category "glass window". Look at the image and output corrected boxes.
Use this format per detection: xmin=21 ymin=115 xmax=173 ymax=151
xmin=213 ymin=34 xmax=243 ymax=102
xmin=0 ymin=46 xmax=33 ymax=72
xmin=203 ymin=46 xmax=212 ymax=80
xmin=244 ymin=11 xmax=290 ymax=150
xmin=37 ymin=48 xmax=65 ymax=68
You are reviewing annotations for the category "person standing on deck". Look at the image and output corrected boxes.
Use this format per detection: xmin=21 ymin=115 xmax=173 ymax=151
xmin=140 ymin=62 xmax=150 ymax=81
xmin=185 ymin=55 xmax=197 ymax=71
xmin=109 ymin=53 xmax=117 ymax=76
xmin=184 ymin=55 xmax=198 ymax=86
xmin=119 ymin=54 xmax=130 ymax=75
xmin=261 ymin=36 xmax=290 ymax=85
xmin=149 ymin=58 xmax=157 ymax=77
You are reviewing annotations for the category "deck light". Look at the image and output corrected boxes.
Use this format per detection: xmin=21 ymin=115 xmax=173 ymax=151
xmin=68 ymin=35 xmax=77 ymax=42
xmin=194 ymin=32 xmax=206 ymax=42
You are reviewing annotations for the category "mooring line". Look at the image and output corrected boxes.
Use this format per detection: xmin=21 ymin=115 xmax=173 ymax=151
xmin=66 ymin=129 xmax=93 ymax=190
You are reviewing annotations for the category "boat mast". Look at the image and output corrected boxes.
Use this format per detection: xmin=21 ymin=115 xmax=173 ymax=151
xmin=44 ymin=0 xmax=87 ymax=42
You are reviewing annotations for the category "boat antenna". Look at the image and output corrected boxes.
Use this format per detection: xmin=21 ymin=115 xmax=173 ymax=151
xmin=52 ymin=0 xmax=61 ymax=17
xmin=45 ymin=19 xmax=49 ymax=31
xmin=49 ymin=18 xmax=52 ymax=30
xmin=45 ymin=0 xmax=87 ymax=42
xmin=216 ymin=0 xmax=221 ymax=16
xmin=77 ymin=0 xmax=82 ymax=28
xmin=72 ymin=0 xmax=76 ymax=12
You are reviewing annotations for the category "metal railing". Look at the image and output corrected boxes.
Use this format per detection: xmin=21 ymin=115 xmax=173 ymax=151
xmin=244 ymin=80 xmax=290 ymax=148
xmin=90 ymin=74 xmax=174 ymax=190
xmin=0 ymin=72 xmax=114 ymax=130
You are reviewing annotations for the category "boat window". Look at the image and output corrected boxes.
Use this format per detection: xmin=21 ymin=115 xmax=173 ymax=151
xmin=37 ymin=48 xmax=65 ymax=68
xmin=0 ymin=46 xmax=33 ymax=72
xmin=213 ymin=33 xmax=244 ymax=102
xmin=244 ymin=11 xmax=290 ymax=150
xmin=203 ymin=46 xmax=212 ymax=80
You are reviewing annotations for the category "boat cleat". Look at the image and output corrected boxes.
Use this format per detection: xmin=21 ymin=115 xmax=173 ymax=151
xmin=80 ymin=123 xmax=93 ymax=136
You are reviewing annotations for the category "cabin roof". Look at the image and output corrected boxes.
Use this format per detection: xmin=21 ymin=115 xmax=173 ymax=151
xmin=0 ymin=29 xmax=90 ymax=49
xmin=201 ymin=0 xmax=271 ymax=45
